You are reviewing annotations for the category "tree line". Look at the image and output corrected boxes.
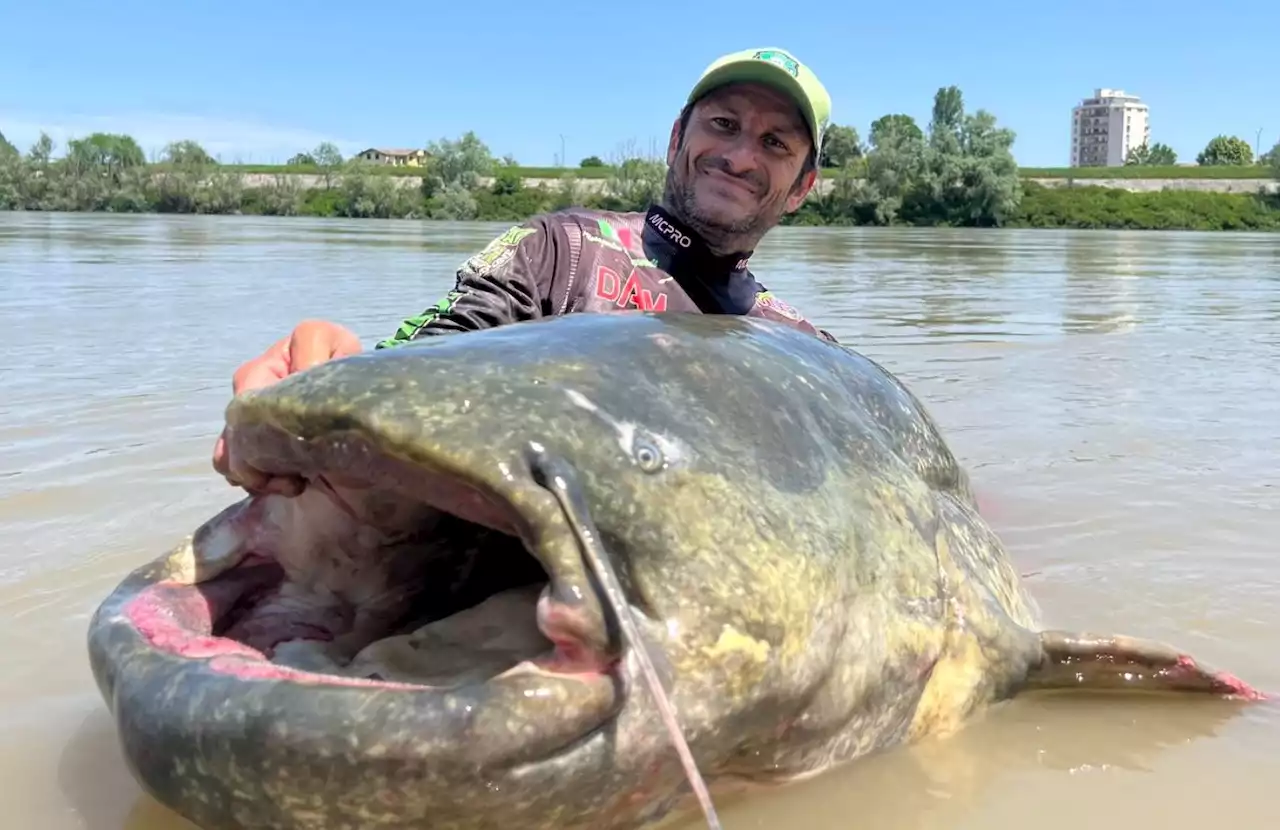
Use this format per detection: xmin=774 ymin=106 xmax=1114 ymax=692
xmin=795 ymin=116 xmax=1271 ymax=174
xmin=1122 ymin=134 xmax=1273 ymax=168
xmin=2 ymin=87 xmax=1278 ymax=231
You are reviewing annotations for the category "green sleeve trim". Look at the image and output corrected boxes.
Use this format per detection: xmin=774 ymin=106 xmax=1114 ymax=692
xmin=375 ymin=289 xmax=463 ymax=349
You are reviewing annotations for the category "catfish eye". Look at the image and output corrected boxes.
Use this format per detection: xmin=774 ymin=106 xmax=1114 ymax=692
xmin=632 ymin=435 xmax=666 ymax=473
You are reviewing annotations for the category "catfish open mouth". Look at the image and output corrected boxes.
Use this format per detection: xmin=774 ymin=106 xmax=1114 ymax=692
xmin=122 ymin=419 xmax=625 ymax=695
xmin=93 ymin=399 xmax=730 ymax=828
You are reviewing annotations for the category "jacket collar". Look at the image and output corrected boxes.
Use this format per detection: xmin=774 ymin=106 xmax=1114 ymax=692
xmin=641 ymin=203 xmax=753 ymax=283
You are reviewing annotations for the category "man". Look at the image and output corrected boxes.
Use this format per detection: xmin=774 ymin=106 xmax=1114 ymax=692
xmin=215 ymin=47 xmax=836 ymax=495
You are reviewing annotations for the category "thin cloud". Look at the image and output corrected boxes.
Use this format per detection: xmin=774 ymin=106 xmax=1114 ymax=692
xmin=0 ymin=111 xmax=369 ymax=164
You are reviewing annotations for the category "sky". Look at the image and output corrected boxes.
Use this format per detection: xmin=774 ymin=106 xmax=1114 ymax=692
xmin=0 ymin=0 xmax=1273 ymax=169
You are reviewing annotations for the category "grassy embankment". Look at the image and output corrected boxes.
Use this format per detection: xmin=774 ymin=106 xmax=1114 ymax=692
xmin=194 ymin=162 xmax=1280 ymax=231
xmin=4 ymin=156 xmax=1278 ymax=231
xmin=1005 ymin=183 xmax=1279 ymax=230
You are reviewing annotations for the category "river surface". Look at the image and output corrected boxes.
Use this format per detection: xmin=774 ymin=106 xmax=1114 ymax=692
xmin=1 ymin=212 xmax=1277 ymax=829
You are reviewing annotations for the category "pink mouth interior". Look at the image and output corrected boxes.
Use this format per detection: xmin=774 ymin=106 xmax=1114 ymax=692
xmin=124 ymin=560 xmax=433 ymax=688
xmin=118 ymin=425 xmax=618 ymax=692
xmin=123 ymin=559 xmax=618 ymax=689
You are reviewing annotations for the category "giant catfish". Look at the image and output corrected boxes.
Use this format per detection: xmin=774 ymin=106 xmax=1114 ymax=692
xmin=87 ymin=312 xmax=1263 ymax=830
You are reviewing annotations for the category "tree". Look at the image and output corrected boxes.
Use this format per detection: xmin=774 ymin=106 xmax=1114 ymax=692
xmin=600 ymin=156 xmax=666 ymax=211
xmin=579 ymin=155 xmax=605 ymax=168
xmin=313 ymin=142 xmax=344 ymax=168
xmin=932 ymin=92 xmax=1021 ymax=226
xmin=1196 ymin=135 xmax=1253 ymax=166
xmin=29 ymin=133 xmax=53 ymax=164
xmin=1125 ymin=142 xmax=1177 ymax=166
xmin=420 ymin=131 xmax=496 ymax=197
xmin=490 ymin=166 xmax=523 ymax=195
xmin=857 ymin=86 xmax=1020 ymax=227
xmin=163 ymin=139 xmax=216 ymax=167
xmin=311 ymin=142 xmax=345 ymax=189
xmin=1149 ymin=142 xmax=1177 ymax=165
xmin=819 ymin=124 xmax=861 ymax=168
xmin=868 ymin=114 xmax=923 ymax=151
xmin=1265 ymin=140 xmax=1280 ymax=180
xmin=66 ymin=132 xmax=145 ymax=175
xmin=859 ymin=116 xmax=928 ymax=223
xmin=0 ymin=130 xmax=15 ymax=158
xmin=287 ymin=152 xmax=316 ymax=166
xmin=929 ymin=86 xmax=965 ymax=143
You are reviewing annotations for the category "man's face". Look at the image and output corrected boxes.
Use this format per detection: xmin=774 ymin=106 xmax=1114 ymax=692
xmin=664 ymin=82 xmax=817 ymax=249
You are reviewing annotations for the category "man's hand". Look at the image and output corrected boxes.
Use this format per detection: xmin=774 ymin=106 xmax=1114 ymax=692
xmin=212 ymin=319 xmax=363 ymax=495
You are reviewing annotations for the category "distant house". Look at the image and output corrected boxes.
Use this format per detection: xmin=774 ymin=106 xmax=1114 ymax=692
xmin=355 ymin=148 xmax=429 ymax=167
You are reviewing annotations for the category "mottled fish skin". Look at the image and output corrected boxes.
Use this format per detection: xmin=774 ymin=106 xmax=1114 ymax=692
xmin=86 ymin=312 xmax=1261 ymax=830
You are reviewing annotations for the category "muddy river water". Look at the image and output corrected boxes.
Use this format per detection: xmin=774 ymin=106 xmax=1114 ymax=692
xmin=1 ymin=212 xmax=1277 ymax=829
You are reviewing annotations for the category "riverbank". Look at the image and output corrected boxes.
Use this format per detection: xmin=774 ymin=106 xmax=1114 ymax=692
xmin=7 ymin=92 xmax=1275 ymax=229
xmin=2 ymin=161 xmax=1278 ymax=231
xmin=227 ymin=171 xmax=1280 ymax=196
xmin=1008 ymin=182 xmax=1280 ymax=231
xmin=204 ymin=161 xmax=1278 ymax=182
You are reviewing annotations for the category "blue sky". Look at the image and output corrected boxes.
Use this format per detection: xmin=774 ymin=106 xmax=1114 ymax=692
xmin=0 ymin=0 xmax=1272 ymax=168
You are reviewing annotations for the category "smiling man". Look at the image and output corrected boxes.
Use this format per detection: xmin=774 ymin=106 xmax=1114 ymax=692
xmin=214 ymin=47 xmax=836 ymax=494
xmin=368 ymin=46 xmax=836 ymax=345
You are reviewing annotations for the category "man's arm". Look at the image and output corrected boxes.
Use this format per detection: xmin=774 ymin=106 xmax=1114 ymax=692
xmin=376 ymin=217 xmax=561 ymax=348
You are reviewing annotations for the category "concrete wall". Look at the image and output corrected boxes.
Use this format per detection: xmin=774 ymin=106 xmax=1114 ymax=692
xmin=1025 ymin=176 xmax=1278 ymax=194
xmin=508 ymin=175 xmax=1280 ymax=196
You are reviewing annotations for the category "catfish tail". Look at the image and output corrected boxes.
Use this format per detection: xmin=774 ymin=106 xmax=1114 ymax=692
xmin=1024 ymin=631 xmax=1266 ymax=700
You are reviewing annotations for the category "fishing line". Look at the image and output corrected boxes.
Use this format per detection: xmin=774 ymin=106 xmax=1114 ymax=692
xmin=530 ymin=449 xmax=724 ymax=830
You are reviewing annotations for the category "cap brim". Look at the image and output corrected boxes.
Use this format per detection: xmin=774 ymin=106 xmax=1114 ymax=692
xmin=687 ymin=62 xmax=819 ymax=147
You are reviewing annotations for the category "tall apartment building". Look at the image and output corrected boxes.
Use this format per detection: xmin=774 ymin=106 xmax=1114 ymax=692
xmin=1070 ymin=88 xmax=1150 ymax=167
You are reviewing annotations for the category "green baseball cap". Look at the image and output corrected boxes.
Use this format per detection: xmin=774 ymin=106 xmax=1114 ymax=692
xmin=686 ymin=47 xmax=832 ymax=154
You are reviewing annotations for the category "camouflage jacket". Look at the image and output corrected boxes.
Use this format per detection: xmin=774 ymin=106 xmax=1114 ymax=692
xmin=376 ymin=203 xmax=837 ymax=348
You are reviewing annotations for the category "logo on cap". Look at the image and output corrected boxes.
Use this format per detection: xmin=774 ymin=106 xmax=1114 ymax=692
xmin=751 ymin=50 xmax=800 ymax=77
